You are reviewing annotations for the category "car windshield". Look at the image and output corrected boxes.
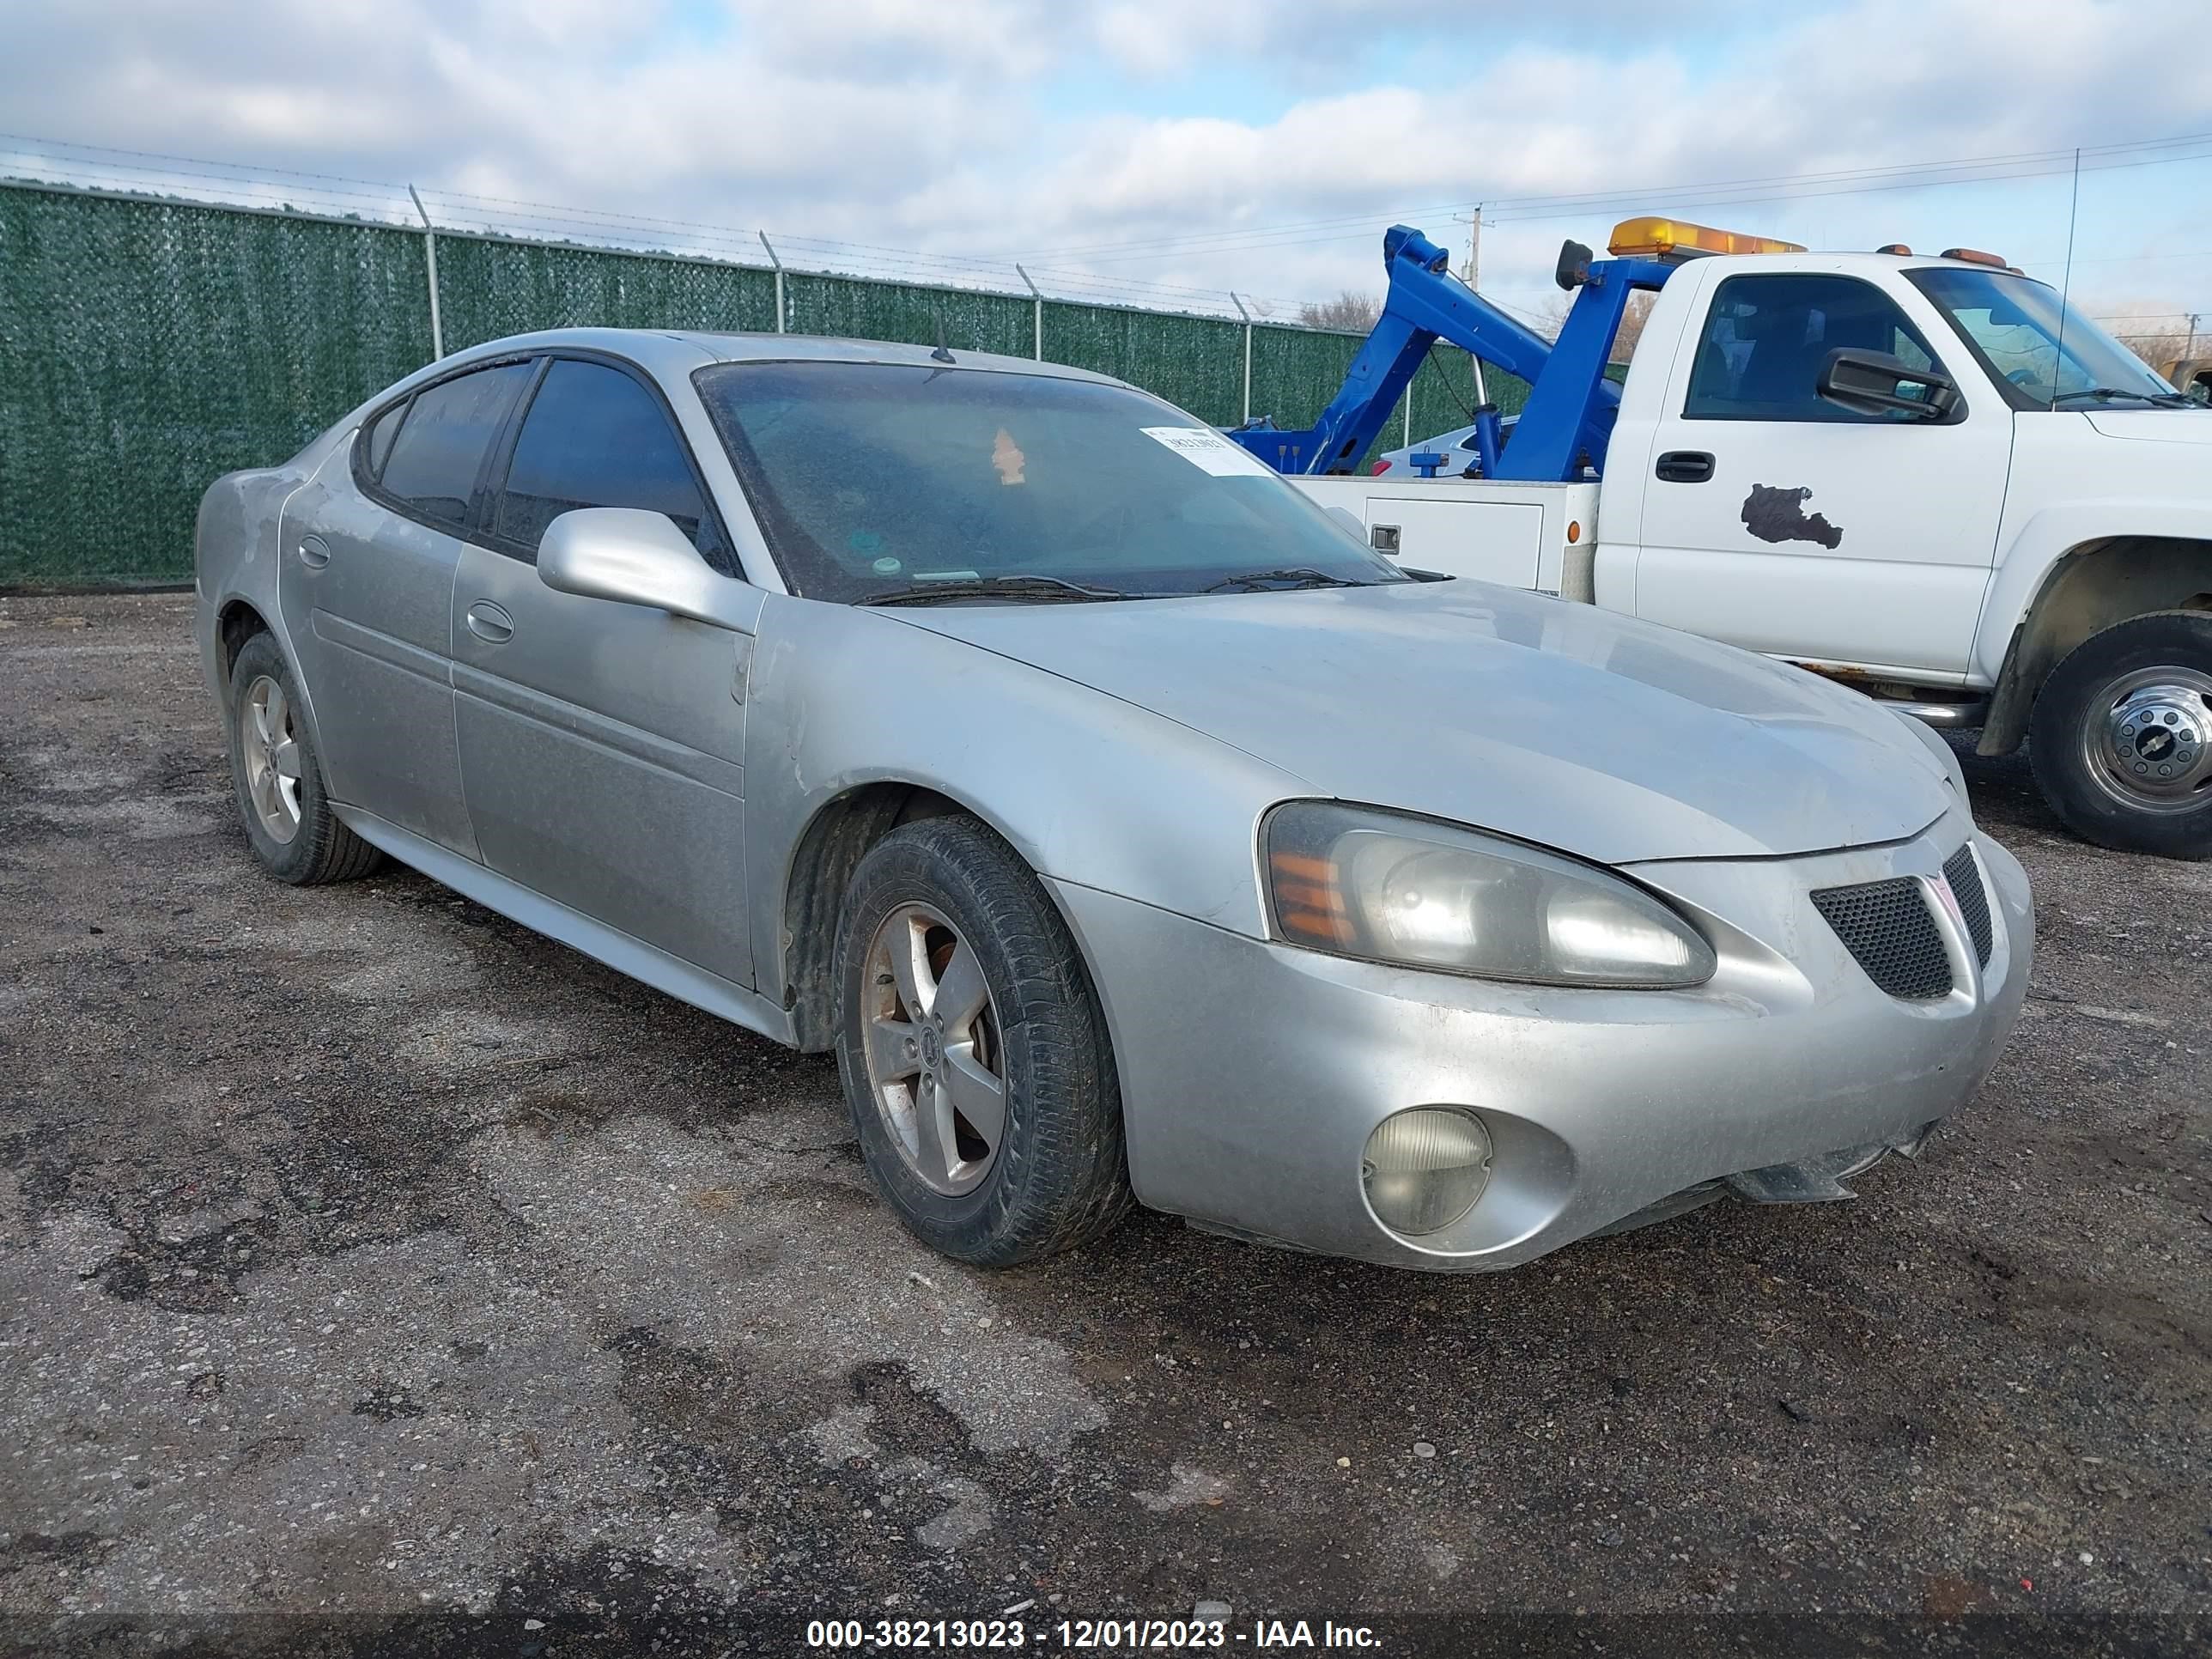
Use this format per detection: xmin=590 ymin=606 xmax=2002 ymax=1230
xmin=1907 ymin=267 xmax=2182 ymax=409
xmin=692 ymin=361 xmax=1405 ymax=602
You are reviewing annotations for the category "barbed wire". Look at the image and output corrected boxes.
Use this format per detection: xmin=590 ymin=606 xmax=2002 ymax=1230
xmin=0 ymin=134 xmax=1323 ymax=323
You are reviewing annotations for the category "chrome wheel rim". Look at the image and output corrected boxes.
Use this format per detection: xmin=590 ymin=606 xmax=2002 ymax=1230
xmin=860 ymin=902 xmax=1006 ymax=1197
xmin=240 ymin=674 xmax=305 ymax=844
xmin=2081 ymin=666 xmax=2212 ymax=816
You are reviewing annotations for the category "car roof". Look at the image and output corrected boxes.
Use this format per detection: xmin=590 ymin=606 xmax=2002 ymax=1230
xmin=440 ymin=326 xmax=1131 ymax=389
xmin=1686 ymin=251 xmax=2045 ymax=283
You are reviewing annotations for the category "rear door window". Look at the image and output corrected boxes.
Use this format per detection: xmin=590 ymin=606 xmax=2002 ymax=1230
xmin=490 ymin=358 xmax=723 ymax=566
xmin=375 ymin=362 xmax=533 ymax=529
xmin=361 ymin=399 xmax=406 ymax=479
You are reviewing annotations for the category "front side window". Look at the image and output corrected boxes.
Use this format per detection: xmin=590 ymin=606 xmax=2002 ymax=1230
xmin=693 ymin=362 xmax=1403 ymax=602
xmin=492 ymin=359 xmax=722 ymax=565
xmin=375 ymin=362 xmax=533 ymax=528
xmin=1908 ymin=266 xmax=2183 ymax=410
xmin=1684 ymin=274 xmax=1948 ymax=422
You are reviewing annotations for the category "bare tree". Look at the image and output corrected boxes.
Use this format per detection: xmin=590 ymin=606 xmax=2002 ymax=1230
xmin=1533 ymin=290 xmax=1656 ymax=362
xmin=2109 ymin=324 xmax=2199 ymax=372
xmin=1298 ymin=290 xmax=1382 ymax=331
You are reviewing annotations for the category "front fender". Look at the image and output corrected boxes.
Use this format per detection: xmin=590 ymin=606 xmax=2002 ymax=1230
xmin=1978 ymin=501 xmax=2212 ymax=684
xmin=739 ymin=595 xmax=1311 ymax=994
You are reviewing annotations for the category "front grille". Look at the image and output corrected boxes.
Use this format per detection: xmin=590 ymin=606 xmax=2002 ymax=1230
xmin=1943 ymin=844 xmax=1994 ymax=966
xmin=1812 ymin=878 xmax=1952 ymax=1000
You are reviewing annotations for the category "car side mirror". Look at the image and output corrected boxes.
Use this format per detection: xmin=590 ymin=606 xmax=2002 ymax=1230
xmin=538 ymin=507 xmax=751 ymax=632
xmin=1322 ymin=504 xmax=1366 ymax=542
xmin=1817 ymin=348 xmax=1960 ymax=421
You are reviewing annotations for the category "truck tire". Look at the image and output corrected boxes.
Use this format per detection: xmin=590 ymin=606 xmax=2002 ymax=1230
xmin=833 ymin=815 xmax=1133 ymax=1265
xmin=2028 ymin=611 xmax=2212 ymax=860
xmin=225 ymin=631 xmax=384 ymax=884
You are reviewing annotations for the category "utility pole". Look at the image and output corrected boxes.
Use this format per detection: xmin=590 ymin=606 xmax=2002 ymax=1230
xmin=1450 ymin=206 xmax=1484 ymax=289
xmin=1449 ymin=207 xmax=1490 ymax=409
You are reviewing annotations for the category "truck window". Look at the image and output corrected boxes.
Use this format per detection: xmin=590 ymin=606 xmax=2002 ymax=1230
xmin=1684 ymin=275 xmax=1945 ymax=422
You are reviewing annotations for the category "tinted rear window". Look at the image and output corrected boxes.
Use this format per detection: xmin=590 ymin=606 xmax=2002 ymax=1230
xmin=362 ymin=400 xmax=405 ymax=479
xmin=377 ymin=362 xmax=532 ymax=529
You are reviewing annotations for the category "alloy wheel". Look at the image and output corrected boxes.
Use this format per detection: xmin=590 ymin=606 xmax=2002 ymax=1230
xmin=240 ymin=674 xmax=305 ymax=843
xmin=860 ymin=902 xmax=1006 ymax=1196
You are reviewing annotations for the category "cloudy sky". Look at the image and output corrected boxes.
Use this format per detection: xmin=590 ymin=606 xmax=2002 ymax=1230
xmin=4 ymin=0 xmax=2210 ymax=341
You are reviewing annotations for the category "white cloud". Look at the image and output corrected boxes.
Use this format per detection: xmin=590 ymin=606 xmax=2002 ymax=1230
xmin=1 ymin=0 xmax=2206 ymax=319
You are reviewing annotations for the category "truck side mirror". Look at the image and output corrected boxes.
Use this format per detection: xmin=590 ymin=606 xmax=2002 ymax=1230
xmin=1817 ymin=348 xmax=1960 ymax=421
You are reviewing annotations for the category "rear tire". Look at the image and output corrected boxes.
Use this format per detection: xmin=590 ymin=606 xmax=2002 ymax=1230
xmin=833 ymin=816 xmax=1132 ymax=1265
xmin=225 ymin=631 xmax=384 ymax=884
xmin=2029 ymin=611 xmax=2212 ymax=860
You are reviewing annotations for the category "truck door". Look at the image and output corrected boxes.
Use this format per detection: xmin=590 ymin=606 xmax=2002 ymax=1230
xmin=1627 ymin=266 xmax=2012 ymax=676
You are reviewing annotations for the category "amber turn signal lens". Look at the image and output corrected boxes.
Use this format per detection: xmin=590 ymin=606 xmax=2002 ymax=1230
xmin=1268 ymin=850 xmax=1353 ymax=945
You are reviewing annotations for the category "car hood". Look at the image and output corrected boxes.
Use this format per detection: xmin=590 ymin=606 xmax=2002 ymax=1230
xmin=2085 ymin=410 xmax=2212 ymax=446
xmin=883 ymin=581 xmax=1954 ymax=865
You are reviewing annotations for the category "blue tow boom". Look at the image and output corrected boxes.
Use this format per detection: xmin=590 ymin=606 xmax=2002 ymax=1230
xmin=1228 ymin=225 xmax=1677 ymax=483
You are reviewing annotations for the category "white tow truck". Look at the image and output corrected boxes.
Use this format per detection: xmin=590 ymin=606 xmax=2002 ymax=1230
xmin=1230 ymin=218 xmax=2212 ymax=859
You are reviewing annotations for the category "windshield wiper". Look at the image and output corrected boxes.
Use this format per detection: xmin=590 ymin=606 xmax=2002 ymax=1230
xmin=2051 ymin=386 xmax=2199 ymax=409
xmin=1200 ymin=567 xmax=1369 ymax=593
xmin=860 ymin=574 xmax=1135 ymax=606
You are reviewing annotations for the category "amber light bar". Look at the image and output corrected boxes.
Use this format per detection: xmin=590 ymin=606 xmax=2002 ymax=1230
xmin=1607 ymin=216 xmax=1806 ymax=260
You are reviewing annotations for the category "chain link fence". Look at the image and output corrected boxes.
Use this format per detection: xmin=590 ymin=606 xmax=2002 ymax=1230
xmin=1 ymin=179 xmax=1523 ymax=587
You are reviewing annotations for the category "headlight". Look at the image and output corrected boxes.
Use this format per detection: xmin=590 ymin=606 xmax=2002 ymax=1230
xmin=1263 ymin=802 xmax=1716 ymax=988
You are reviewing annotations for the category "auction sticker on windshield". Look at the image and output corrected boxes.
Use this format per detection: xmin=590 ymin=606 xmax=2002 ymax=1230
xmin=1142 ymin=425 xmax=1277 ymax=477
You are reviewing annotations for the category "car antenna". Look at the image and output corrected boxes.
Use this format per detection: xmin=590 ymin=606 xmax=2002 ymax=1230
xmin=930 ymin=307 xmax=955 ymax=365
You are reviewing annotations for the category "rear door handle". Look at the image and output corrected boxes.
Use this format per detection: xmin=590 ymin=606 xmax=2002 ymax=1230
xmin=465 ymin=600 xmax=514 ymax=644
xmin=1655 ymin=450 xmax=1715 ymax=483
xmin=298 ymin=535 xmax=331 ymax=568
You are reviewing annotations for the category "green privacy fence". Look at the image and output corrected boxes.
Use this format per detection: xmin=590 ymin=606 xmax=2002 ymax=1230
xmin=0 ymin=179 xmax=1524 ymax=586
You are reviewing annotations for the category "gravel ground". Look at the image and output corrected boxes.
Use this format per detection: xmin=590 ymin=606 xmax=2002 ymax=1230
xmin=0 ymin=592 xmax=2205 ymax=1658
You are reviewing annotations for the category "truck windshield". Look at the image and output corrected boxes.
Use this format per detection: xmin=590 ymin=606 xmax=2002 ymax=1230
xmin=1907 ymin=268 xmax=2181 ymax=409
xmin=692 ymin=361 xmax=1404 ymax=603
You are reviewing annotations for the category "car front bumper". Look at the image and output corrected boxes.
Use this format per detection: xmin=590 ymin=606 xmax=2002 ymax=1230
xmin=1048 ymin=818 xmax=2032 ymax=1271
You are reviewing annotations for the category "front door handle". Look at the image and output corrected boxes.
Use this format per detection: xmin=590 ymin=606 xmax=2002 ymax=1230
xmin=1655 ymin=450 xmax=1715 ymax=483
xmin=465 ymin=600 xmax=514 ymax=644
xmin=298 ymin=535 xmax=331 ymax=568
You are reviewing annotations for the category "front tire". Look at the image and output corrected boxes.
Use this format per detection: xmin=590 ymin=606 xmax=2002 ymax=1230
xmin=224 ymin=631 xmax=383 ymax=884
xmin=833 ymin=816 xmax=1132 ymax=1265
xmin=2029 ymin=611 xmax=2212 ymax=860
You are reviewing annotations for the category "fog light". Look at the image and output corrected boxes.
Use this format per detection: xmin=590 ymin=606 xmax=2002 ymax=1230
xmin=1363 ymin=1109 xmax=1492 ymax=1236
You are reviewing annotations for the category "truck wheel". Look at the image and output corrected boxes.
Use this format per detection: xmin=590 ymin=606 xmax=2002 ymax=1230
xmin=2029 ymin=611 xmax=2212 ymax=860
xmin=833 ymin=816 xmax=1133 ymax=1265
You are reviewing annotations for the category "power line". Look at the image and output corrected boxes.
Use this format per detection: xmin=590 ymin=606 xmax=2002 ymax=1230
xmin=1012 ymin=131 xmax=2212 ymax=266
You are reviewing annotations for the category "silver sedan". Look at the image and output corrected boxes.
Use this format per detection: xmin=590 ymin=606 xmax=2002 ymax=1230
xmin=194 ymin=330 xmax=2032 ymax=1271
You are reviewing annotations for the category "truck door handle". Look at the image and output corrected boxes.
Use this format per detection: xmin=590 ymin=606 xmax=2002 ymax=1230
xmin=1655 ymin=451 xmax=1714 ymax=483
xmin=297 ymin=535 xmax=331 ymax=568
xmin=465 ymin=601 xmax=514 ymax=644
